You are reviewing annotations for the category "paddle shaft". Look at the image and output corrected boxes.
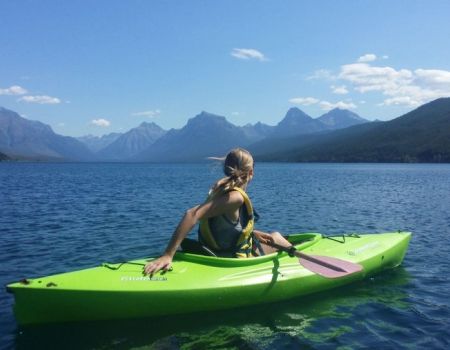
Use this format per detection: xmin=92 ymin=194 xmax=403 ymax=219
xmin=268 ymin=242 xmax=347 ymax=272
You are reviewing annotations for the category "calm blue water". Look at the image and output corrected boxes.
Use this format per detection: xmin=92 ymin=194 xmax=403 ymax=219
xmin=1 ymin=162 xmax=449 ymax=349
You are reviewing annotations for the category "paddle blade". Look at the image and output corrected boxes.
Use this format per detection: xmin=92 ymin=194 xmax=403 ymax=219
xmin=298 ymin=254 xmax=363 ymax=279
xmin=267 ymin=241 xmax=363 ymax=278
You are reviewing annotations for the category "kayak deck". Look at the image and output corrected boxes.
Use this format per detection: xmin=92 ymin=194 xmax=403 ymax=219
xmin=7 ymin=231 xmax=411 ymax=325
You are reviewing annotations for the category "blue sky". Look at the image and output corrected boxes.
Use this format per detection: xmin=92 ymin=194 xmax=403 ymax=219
xmin=1 ymin=0 xmax=450 ymax=136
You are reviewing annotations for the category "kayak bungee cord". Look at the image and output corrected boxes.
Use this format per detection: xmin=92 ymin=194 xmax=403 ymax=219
xmin=322 ymin=233 xmax=361 ymax=244
xmin=102 ymin=261 xmax=174 ymax=274
xmin=102 ymin=262 xmax=146 ymax=270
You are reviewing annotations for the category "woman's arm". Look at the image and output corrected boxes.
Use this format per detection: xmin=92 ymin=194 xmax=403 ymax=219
xmin=253 ymin=229 xmax=275 ymax=244
xmin=253 ymin=230 xmax=291 ymax=255
xmin=143 ymin=206 xmax=200 ymax=275
xmin=144 ymin=191 xmax=244 ymax=275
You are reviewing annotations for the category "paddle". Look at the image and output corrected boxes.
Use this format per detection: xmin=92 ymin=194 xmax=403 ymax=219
xmin=268 ymin=242 xmax=363 ymax=278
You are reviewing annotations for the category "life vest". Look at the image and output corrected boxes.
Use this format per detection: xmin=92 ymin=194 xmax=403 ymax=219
xmin=199 ymin=187 xmax=254 ymax=258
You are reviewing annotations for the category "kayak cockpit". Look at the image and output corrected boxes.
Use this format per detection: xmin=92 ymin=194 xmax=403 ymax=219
xmin=176 ymin=233 xmax=322 ymax=266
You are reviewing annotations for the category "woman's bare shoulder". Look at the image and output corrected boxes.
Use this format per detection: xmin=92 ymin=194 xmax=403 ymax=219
xmin=209 ymin=189 xmax=244 ymax=205
xmin=226 ymin=189 xmax=245 ymax=205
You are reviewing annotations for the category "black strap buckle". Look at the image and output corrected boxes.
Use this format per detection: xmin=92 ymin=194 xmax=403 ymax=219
xmin=288 ymin=246 xmax=297 ymax=257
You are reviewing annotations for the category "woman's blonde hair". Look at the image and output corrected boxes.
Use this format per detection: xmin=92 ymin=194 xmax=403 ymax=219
xmin=210 ymin=148 xmax=254 ymax=194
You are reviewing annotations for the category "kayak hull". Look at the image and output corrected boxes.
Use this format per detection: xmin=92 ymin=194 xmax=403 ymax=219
xmin=7 ymin=232 xmax=411 ymax=325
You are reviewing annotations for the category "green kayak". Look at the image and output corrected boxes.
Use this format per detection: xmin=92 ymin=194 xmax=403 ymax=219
xmin=7 ymin=231 xmax=411 ymax=325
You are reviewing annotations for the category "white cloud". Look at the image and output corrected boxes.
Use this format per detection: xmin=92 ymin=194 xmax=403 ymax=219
xmin=132 ymin=109 xmax=161 ymax=118
xmin=319 ymin=100 xmax=357 ymax=111
xmin=414 ymin=69 xmax=450 ymax=85
xmin=0 ymin=85 xmax=28 ymax=95
xmin=306 ymin=69 xmax=336 ymax=81
xmin=231 ymin=48 xmax=268 ymax=61
xmin=381 ymin=96 xmax=422 ymax=107
xmin=91 ymin=119 xmax=111 ymax=127
xmin=338 ymin=62 xmax=450 ymax=107
xmin=289 ymin=97 xmax=319 ymax=105
xmin=302 ymin=56 xmax=450 ymax=108
xmin=289 ymin=96 xmax=357 ymax=110
xmin=331 ymin=85 xmax=349 ymax=94
xmin=19 ymin=95 xmax=61 ymax=104
xmin=339 ymin=63 xmax=414 ymax=93
xmin=358 ymin=54 xmax=377 ymax=62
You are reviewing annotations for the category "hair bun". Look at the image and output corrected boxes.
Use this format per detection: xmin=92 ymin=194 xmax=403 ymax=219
xmin=209 ymin=148 xmax=254 ymax=194
xmin=231 ymin=167 xmax=243 ymax=179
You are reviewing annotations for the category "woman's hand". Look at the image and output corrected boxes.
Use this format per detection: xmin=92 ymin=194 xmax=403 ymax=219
xmin=144 ymin=254 xmax=173 ymax=275
xmin=254 ymin=231 xmax=275 ymax=245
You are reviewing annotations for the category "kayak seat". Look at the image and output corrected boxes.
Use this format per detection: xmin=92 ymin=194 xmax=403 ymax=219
xmin=180 ymin=238 xmax=217 ymax=257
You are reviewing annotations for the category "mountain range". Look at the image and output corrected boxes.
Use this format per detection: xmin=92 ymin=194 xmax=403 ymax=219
xmin=275 ymin=98 xmax=450 ymax=162
xmin=0 ymin=106 xmax=367 ymax=161
xmin=77 ymin=133 xmax=122 ymax=153
xmin=1 ymin=98 xmax=450 ymax=163
xmin=252 ymin=98 xmax=450 ymax=162
xmin=96 ymin=122 xmax=166 ymax=160
xmin=0 ymin=107 xmax=94 ymax=161
xmin=0 ymin=151 xmax=9 ymax=161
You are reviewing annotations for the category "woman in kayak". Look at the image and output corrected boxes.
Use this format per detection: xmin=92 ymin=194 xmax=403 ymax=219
xmin=144 ymin=148 xmax=291 ymax=275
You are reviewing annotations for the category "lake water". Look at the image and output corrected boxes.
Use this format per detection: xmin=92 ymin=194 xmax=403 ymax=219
xmin=1 ymin=162 xmax=449 ymax=349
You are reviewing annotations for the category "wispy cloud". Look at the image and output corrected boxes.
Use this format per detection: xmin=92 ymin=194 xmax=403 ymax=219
xmin=288 ymin=97 xmax=319 ymax=105
xmin=331 ymin=85 xmax=349 ymax=94
xmin=306 ymin=69 xmax=336 ymax=81
xmin=289 ymin=96 xmax=356 ymax=111
xmin=357 ymin=54 xmax=377 ymax=63
xmin=91 ymin=118 xmax=111 ymax=127
xmin=132 ymin=109 xmax=161 ymax=118
xmin=19 ymin=95 xmax=61 ymax=104
xmin=319 ymin=100 xmax=357 ymax=111
xmin=231 ymin=48 xmax=268 ymax=61
xmin=1 ymin=85 xmax=63 ymax=105
xmin=0 ymin=85 xmax=28 ymax=95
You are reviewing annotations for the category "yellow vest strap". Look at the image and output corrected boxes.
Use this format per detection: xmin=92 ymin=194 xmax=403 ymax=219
xmin=198 ymin=187 xmax=254 ymax=256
